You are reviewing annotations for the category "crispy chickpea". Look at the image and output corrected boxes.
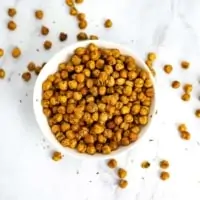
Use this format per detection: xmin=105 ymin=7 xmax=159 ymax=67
xmin=35 ymin=10 xmax=43 ymax=19
xmin=171 ymin=80 xmax=180 ymax=89
xmin=141 ymin=161 xmax=151 ymax=168
xmin=180 ymin=131 xmax=191 ymax=140
xmin=78 ymin=20 xmax=87 ymax=29
xmin=54 ymin=113 xmax=63 ymax=123
xmin=86 ymin=144 xmax=96 ymax=155
xmin=71 ymin=55 xmax=81 ymax=65
xmin=75 ymin=0 xmax=84 ymax=3
xmin=7 ymin=20 xmax=17 ymax=30
xmin=90 ymin=35 xmax=99 ymax=40
xmin=52 ymin=151 xmax=63 ymax=161
xmin=8 ymin=8 xmax=17 ymax=17
xmin=43 ymin=90 xmax=53 ymax=100
xmin=43 ymin=40 xmax=52 ymax=50
xmin=84 ymin=134 xmax=95 ymax=144
xmin=121 ymin=106 xmax=130 ymax=115
xmin=145 ymin=60 xmax=152 ymax=68
xmin=195 ymin=109 xmax=200 ymax=118
xmin=160 ymin=160 xmax=169 ymax=169
xmin=65 ymin=0 xmax=74 ymax=6
xmin=139 ymin=116 xmax=148 ymax=125
xmin=183 ymin=84 xmax=192 ymax=93
xmin=77 ymin=142 xmax=87 ymax=153
xmin=77 ymin=32 xmax=88 ymax=41
xmin=41 ymin=26 xmax=49 ymax=35
xmin=61 ymin=138 xmax=70 ymax=147
xmin=118 ymin=168 xmax=127 ymax=179
xmin=121 ymin=137 xmax=130 ymax=146
xmin=68 ymin=80 xmax=78 ymax=89
xmin=131 ymin=104 xmax=141 ymax=115
xmin=160 ymin=171 xmax=170 ymax=181
xmin=59 ymin=32 xmax=68 ymax=41
xmin=43 ymin=108 xmax=52 ymax=117
xmin=61 ymin=122 xmax=70 ymax=132
xmin=35 ymin=66 xmax=42 ymax=75
xmin=77 ymin=13 xmax=85 ymax=21
xmin=27 ymin=62 xmax=36 ymax=72
xmin=181 ymin=93 xmax=190 ymax=101
xmin=163 ymin=65 xmax=173 ymax=74
xmin=22 ymin=72 xmax=31 ymax=82
xmin=181 ymin=61 xmax=190 ymax=69
xmin=51 ymin=125 xmax=60 ymax=134
xmin=12 ymin=47 xmax=21 ymax=58
xmin=135 ymin=78 xmax=144 ymax=88
xmin=107 ymin=159 xmax=117 ymax=168
xmin=102 ymin=145 xmax=111 ymax=154
xmin=118 ymin=180 xmax=128 ymax=189
xmin=147 ymin=52 xmax=156 ymax=61
xmin=140 ymin=106 xmax=149 ymax=116
xmin=69 ymin=7 xmax=78 ymax=16
xmin=76 ymin=73 xmax=85 ymax=83
xmin=0 ymin=69 xmax=6 ymax=79
xmin=66 ymin=130 xmax=76 ymax=139
xmin=42 ymin=80 xmax=52 ymax=91
xmin=104 ymin=19 xmax=112 ymax=28
xmin=178 ymin=124 xmax=187 ymax=132
xmin=58 ymin=81 xmax=68 ymax=90
xmin=0 ymin=48 xmax=4 ymax=57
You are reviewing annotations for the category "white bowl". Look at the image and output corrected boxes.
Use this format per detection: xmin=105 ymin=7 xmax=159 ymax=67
xmin=33 ymin=40 xmax=156 ymax=160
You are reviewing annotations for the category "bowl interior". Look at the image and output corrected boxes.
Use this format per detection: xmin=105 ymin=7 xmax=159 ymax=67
xmin=33 ymin=40 xmax=156 ymax=160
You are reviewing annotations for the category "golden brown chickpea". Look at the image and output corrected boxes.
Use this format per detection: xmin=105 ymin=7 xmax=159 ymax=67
xmin=59 ymin=32 xmax=68 ymax=42
xmin=41 ymin=26 xmax=49 ymax=35
xmin=141 ymin=161 xmax=151 ymax=168
xmin=77 ymin=32 xmax=88 ymax=41
xmin=183 ymin=84 xmax=192 ymax=93
xmin=145 ymin=88 xmax=154 ymax=97
xmin=90 ymin=35 xmax=99 ymax=40
xmin=140 ymin=106 xmax=149 ymax=116
xmin=68 ymin=80 xmax=78 ymax=90
xmin=139 ymin=116 xmax=148 ymax=125
xmin=69 ymin=7 xmax=78 ymax=16
xmin=61 ymin=138 xmax=70 ymax=147
xmin=0 ymin=48 xmax=4 ymax=57
xmin=99 ymin=112 xmax=108 ymax=124
xmin=0 ymin=69 xmax=6 ymax=79
xmin=77 ymin=13 xmax=85 ymax=21
xmin=124 ymin=86 xmax=132 ymax=96
xmin=69 ymin=139 xmax=77 ymax=149
xmin=102 ymin=145 xmax=111 ymax=154
xmin=86 ymin=144 xmax=96 ymax=155
xmin=43 ymin=90 xmax=53 ymax=100
xmin=66 ymin=130 xmax=76 ymax=140
xmin=71 ymin=55 xmax=81 ymax=65
xmin=58 ymin=80 xmax=67 ymax=90
xmin=43 ymin=40 xmax=52 ymax=50
xmin=73 ymin=91 xmax=82 ymax=101
xmin=104 ymin=19 xmax=112 ymax=28
xmin=121 ymin=106 xmax=130 ymax=115
xmin=121 ymin=137 xmax=130 ymax=146
xmin=107 ymin=159 xmax=117 ymax=168
xmin=131 ymin=104 xmax=141 ymax=115
xmin=178 ymin=124 xmax=187 ymax=132
xmin=180 ymin=131 xmax=191 ymax=140
xmin=163 ymin=64 xmax=173 ymax=74
xmin=160 ymin=171 xmax=170 ymax=181
xmin=195 ymin=109 xmax=200 ymax=118
xmin=118 ymin=180 xmax=128 ymax=189
xmin=91 ymin=123 xmax=104 ymax=134
xmin=98 ymin=135 xmax=107 ymax=143
xmin=78 ymin=20 xmax=87 ymax=29
xmin=65 ymin=0 xmax=74 ymax=6
xmin=77 ymin=142 xmax=87 ymax=153
xmin=160 ymin=160 xmax=169 ymax=169
xmin=171 ymin=80 xmax=180 ymax=89
xmin=22 ymin=72 xmax=31 ymax=82
xmin=54 ymin=113 xmax=63 ymax=123
xmin=75 ymin=0 xmax=84 ymax=3
xmin=98 ymin=86 xmax=106 ymax=96
xmin=181 ymin=93 xmax=190 ymax=101
xmin=145 ymin=60 xmax=152 ymax=68
xmin=61 ymin=122 xmax=70 ymax=132
xmin=147 ymin=52 xmax=156 ymax=61
xmin=43 ymin=108 xmax=51 ymax=117
xmin=181 ymin=61 xmax=190 ymax=69
xmin=12 ymin=47 xmax=21 ymax=58
xmin=118 ymin=168 xmax=127 ymax=178
xmin=56 ymin=132 xmax=66 ymax=142
xmin=135 ymin=78 xmax=144 ymax=88
xmin=7 ymin=20 xmax=17 ymax=30
xmin=27 ymin=62 xmax=36 ymax=72
xmin=35 ymin=10 xmax=43 ymax=19
xmin=51 ymin=125 xmax=60 ymax=134
xmin=42 ymin=80 xmax=52 ymax=91
xmin=76 ymin=73 xmax=85 ymax=83
xmin=8 ymin=8 xmax=17 ymax=17
xmin=52 ymin=151 xmax=63 ymax=161
xmin=84 ymin=134 xmax=95 ymax=144
xmin=144 ymin=79 xmax=153 ymax=88
xmin=57 ymin=105 xmax=65 ymax=114
xmin=124 ymin=114 xmax=133 ymax=123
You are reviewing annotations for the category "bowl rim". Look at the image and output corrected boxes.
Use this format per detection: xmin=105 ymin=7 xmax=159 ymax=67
xmin=33 ymin=40 xmax=157 ymax=160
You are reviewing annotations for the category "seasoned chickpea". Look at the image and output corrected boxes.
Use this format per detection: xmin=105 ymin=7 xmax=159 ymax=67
xmin=35 ymin=10 xmax=43 ymax=19
xmin=69 ymin=7 xmax=78 ymax=16
xmin=118 ymin=168 xmax=127 ymax=178
xmin=141 ymin=161 xmax=151 ymax=168
xmin=107 ymin=159 xmax=117 ymax=168
xmin=59 ymin=32 xmax=68 ymax=42
xmin=76 ymin=73 xmax=85 ymax=83
xmin=139 ymin=116 xmax=148 ymax=125
xmin=178 ymin=124 xmax=187 ymax=132
xmin=181 ymin=93 xmax=190 ymax=101
xmin=54 ymin=113 xmax=63 ymax=123
xmin=77 ymin=32 xmax=88 ymax=41
xmin=171 ymin=80 xmax=180 ymax=89
xmin=195 ymin=109 xmax=200 ymax=118
xmin=8 ymin=8 xmax=17 ymax=17
xmin=163 ymin=65 xmax=173 ymax=74
xmin=102 ymin=145 xmax=111 ymax=154
xmin=27 ymin=62 xmax=36 ymax=72
xmin=41 ymin=26 xmax=49 ymax=35
xmin=118 ymin=180 xmax=128 ymax=189
xmin=77 ymin=142 xmax=87 ymax=153
xmin=160 ymin=171 xmax=170 ymax=181
xmin=181 ymin=61 xmax=190 ymax=69
xmin=12 ymin=47 xmax=21 ymax=58
xmin=22 ymin=72 xmax=31 ymax=82
xmin=135 ymin=78 xmax=144 ymax=88
xmin=160 ymin=160 xmax=169 ymax=169
xmin=0 ymin=69 xmax=6 ymax=79
xmin=86 ymin=144 xmax=96 ymax=155
xmin=65 ymin=0 xmax=74 ymax=6
xmin=121 ymin=137 xmax=130 ymax=146
xmin=104 ymin=19 xmax=112 ymax=28
xmin=75 ymin=0 xmax=84 ymax=3
xmin=90 ymin=35 xmax=99 ymax=40
xmin=121 ymin=106 xmax=130 ymax=115
xmin=43 ymin=40 xmax=52 ymax=50
xmin=147 ymin=52 xmax=156 ymax=61
xmin=52 ymin=151 xmax=63 ymax=161
xmin=51 ymin=125 xmax=60 ymax=134
xmin=131 ymin=104 xmax=141 ymax=115
xmin=180 ymin=131 xmax=191 ymax=140
xmin=0 ymin=48 xmax=4 ymax=57
xmin=78 ymin=20 xmax=87 ymax=29
xmin=7 ymin=20 xmax=17 ymax=30
xmin=183 ymin=84 xmax=192 ymax=93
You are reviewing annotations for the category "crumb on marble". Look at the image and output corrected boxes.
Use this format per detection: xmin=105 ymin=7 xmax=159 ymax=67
xmin=52 ymin=151 xmax=63 ymax=161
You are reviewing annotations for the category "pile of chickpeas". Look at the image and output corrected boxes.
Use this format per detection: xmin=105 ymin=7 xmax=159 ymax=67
xmin=42 ymin=43 xmax=154 ymax=155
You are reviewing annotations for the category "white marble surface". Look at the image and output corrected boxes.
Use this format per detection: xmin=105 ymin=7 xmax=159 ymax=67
xmin=1 ymin=0 xmax=200 ymax=199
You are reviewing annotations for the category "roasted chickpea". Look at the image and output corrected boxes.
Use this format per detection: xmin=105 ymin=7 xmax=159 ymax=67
xmin=102 ymin=145 xmax=111 ymax=154
xmin=0 ymin=69 xmax=6 ymax=79
xmin=90 ymin=35 xmax=99 ymax=40
xmin=195 ymin=109 xmax=200 ymax=118
xmin=147 ymin=52 xmax=156 ymax=61
xmin=77 ymin=32 xmax=88 ymax=41
xmin=86 ymin=144 xmax=96 ymax=155
xmin=183 ymin=84 xmax=192 ymax=93
xmin=43 ymin=40 xmax=52 ymax=50
xmin=163 ymin=64 xmax=173 ymax=74
xmin=65 ymin=0 xmax=74 ymax=6
xmin=171 ymin=80 xmax=180 ymax=89
xmin=135 ymin=78 xmax=144 ymax=88
xmin=139 ymin=116 xmax=148 ymax=125
xmin=59 ymin=32 xmax=68 ymax=41
xmin=104 ymin=19 xmax=112 ymax=28
xmin=35 ymin=10 xmax=43 ymax=19
xmin=118 ymin=180 xmax=128 ymax=189
xmin=107 ymin=159 xmax=117 ymax=168
xmin=52 ymin=151 xmax=63 ymax=161
xmin=181 ymin=93 xmax=190 ymax=101
xmin=0 ymin=49 xmax=4 ymax=57
xmin=141 ymin=161 xmax=150 ymax=168
xmin=180 ymin=131 xmax=191 ymax=140
xmin=181 ymin=61 xmax=190 ymax=69
xmin=118 ymin=168 xmax=127 ymax=178
xmin=77 ymin=142 xmax=87 ymax=153
xmin=68 ymin=80 xmax=78 ymax=89
xmin=160 ymin=160 xmax=169 ymax=169
xmin=160 ymin=171 xmax=170 ymax=181
xmin=69 ymin=7 xmax=78 ymax=16
xmin=78 ymin=20 xmax=87 ymax=29
xmin=12 ymin=47 xmax=21 ymax=58
xmin=51 ymin=125 xmax=60 ymax=134
xmin=8 ymin=8 xmax=17 ymax=17
xmin=7 ymin=20 xmax=17 ymax=30
xmin=22 ymin=72 xmax=31 ymax=82
xmin=41 ymin=26 xmax=49 ymax=35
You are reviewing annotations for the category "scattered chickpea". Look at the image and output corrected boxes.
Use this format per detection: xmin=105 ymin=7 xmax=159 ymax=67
xmin=104 ymin=19 xmax=112 ymax=28
xmin=118 ymin=168 xmax=127 ymax=179
xmin=160 ymin=160 xmax=169 ymax=169
xmin=181 ymin=61 xmax=190 ymax=69
xmin=181 ymin=93 xmax=190 ymax=101
xmin=65 ymin=0 xmax=74 ymax=7
xmin=43 ymin=40 xmax=52 ymax=50
xmin=35 ymin=66 xmax=42 ymax=75
xmin=70 ymin=7 xmax=78 ymax=16
xmin=77 ymin=13 xmax=85 ymax=21
xmin=41 ymin=26 xmax=49 ymax=35
xmin=195 ymin=109 xmax=200 ymax=118
xmin=178 ymin=124 xmax=187 ymax=132
xmin=77 ymin=32 xmax=88 ymax=41
xmin=180 ymin=131 xmax=191 ymax=140
xmin=27 ymin=62 xmax=36 ymax=72
xmin=12 ymin=47 xmax=21 ymax=58
xmin=0 ymin=69 xmax=6 ymax=79
xmin=183 ymin=84 xmax=192 ymax=94
xmin=164 ymin=65 xmax=173 ymax=74
xmin=35 ymin=10 xmax=44 ymax=19
xmin=59 ymin=32 xmax=68 ymax=42
xmin=141 ymin=161 xmax=151 ymax=169
xmin=22 ymin=72 xmax=31 ymax=82
xmin=78 ymin=20 xmax=87 ymax=29
xmin=52 ymin=151 xmax=63 ymax=161
xmin=0 ymin=49 xmax=4 ymax=57
xmin=8 ymin=8 xmax=17 ymax=17
xmin=118 ymin=180 xmax=128 ymax=189
xmin=75 ymin=0 xmax=84 ymax=3
xmin=160 ymin=171 xmax=170 ymax=181
xmin=147 ymin=52 xmax=156 ymax=61
xmin=171 ymin=81 xmax=180 ymax=89
xmin=7 ymin=20 xmax=17 ymax=30
xmin=107 ymin=159 xmax=117 ymax=168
